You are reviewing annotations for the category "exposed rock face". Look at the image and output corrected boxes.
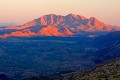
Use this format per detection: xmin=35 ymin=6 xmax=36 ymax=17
xmin=38 ymin=26 xmax=63 ymax=36
xmin=0 ymin=14 xmax=119 ymax=38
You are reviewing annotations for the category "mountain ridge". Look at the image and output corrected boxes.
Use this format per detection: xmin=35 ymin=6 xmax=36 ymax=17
xmin=0 ymin=14 xmax=120 ymax=38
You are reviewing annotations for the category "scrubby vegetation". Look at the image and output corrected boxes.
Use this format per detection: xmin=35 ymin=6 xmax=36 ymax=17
xmin=0 ymin=31 xmax=120 ymax=80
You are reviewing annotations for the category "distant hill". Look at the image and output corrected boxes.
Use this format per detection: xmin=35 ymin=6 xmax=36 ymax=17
xmin=93 ymin=41 xmax=120 ymax=64
xmin=0 ymin=23 xmax=17 ymax=27
xmin=93 ymin=31 xmax=120 ymax=48
xmin=0 ymin=14 xmax=119 ymax=38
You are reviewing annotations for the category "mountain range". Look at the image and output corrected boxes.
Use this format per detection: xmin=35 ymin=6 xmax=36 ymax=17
xmin=0 ymin=23 xmax=17 ymax=27
xmin=0 ymin=26 xmax=120 ymax=80
xmin=0 ymin=14 xmax=120 ymax=38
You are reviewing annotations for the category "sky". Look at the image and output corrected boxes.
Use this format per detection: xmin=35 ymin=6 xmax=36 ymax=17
xmin=0 ymin=0 xmax=120 ymax=26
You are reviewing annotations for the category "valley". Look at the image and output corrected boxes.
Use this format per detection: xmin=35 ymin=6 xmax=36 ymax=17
xmin=0 ymin=31 xmax=120 ymax=80
xmin=0 ymin=14 xmax=120 ymax=80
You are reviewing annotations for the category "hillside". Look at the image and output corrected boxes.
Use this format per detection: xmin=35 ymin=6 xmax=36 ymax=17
xmin=59 ymin=58 xmax=120 ymax=80
xmin=0 ymin=56 xmax=119 ymax=80
xmin=91 ymin=31 xmax=120 ymax=63
xmin=17 ymin=58 xmax=120 ymax=80
xmin=93 ymin=41 xmax=120 ymax=64
xmin=93 ymin=31 xmax=120 ymax=48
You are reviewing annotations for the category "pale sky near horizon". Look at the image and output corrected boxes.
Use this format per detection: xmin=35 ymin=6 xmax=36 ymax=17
xmin=0 ymin=0 xmax=120 ymax=26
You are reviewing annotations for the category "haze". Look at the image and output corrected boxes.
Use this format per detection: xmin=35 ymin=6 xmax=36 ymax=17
xmin=0 ymin=0 xmax=120 ymax=26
